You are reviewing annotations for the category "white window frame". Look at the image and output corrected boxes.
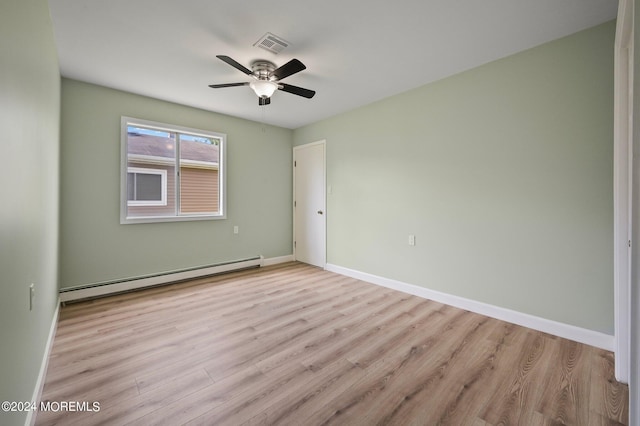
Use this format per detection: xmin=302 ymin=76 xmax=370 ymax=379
xmin=127 ymin=167 xmax=167 ymax=206
xmin=120 ymin=116 xmax=226 ymax=224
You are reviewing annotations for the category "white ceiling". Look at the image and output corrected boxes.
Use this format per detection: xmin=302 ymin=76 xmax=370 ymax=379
xmin=48 ymin=0 xmax=618 ymax=129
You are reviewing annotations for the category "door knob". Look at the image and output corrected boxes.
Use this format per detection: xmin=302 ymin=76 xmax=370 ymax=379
xmin=317 ymin=210 xmax=323 ymax=215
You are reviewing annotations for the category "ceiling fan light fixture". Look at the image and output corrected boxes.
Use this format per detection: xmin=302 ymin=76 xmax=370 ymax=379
xmin=250 ymin=80 xmax=278 ymax=98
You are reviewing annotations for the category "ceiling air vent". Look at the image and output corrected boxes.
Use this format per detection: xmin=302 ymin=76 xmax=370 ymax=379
xmin=254 ymin=32 xmax=289 ymax=54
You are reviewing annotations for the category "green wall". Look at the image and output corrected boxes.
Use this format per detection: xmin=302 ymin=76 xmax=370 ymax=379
xmin=294 ymin=21 xmax=615 ymax=334
xmin=0 ymin=1 xmax=61 ymax=425
xmin=59 ymin=80 xmax=293 ymax=289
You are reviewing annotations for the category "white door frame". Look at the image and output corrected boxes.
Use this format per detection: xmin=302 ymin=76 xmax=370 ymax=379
xmin=614 ymin=0 xmax=633 ymax=385
xmin=293 ymin=140 xmax=327 ymax=267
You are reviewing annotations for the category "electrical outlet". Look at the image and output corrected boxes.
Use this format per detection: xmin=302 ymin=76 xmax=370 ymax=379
xmin=408 ymin=235 xmax=416 ymax=246
xmin=233 ymin=226 xmax=239 ymax=234
xmin=29 ymin=283 xmax=35 ymax=311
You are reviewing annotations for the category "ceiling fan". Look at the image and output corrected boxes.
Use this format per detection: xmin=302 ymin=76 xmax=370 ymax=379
xmin=209 ymin=55 xmax=316 ymax=106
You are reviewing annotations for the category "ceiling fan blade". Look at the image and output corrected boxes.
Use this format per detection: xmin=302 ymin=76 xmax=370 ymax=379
xmin=216 ymin=55 xmax=252 ymax=75
xmin=208 ymin=82 xmax=250 ymax=89
xmin=258 ymin=97 xmax=271 ymax=106
xmin=278 ymin=83 xmax=316 ymax=99
xmin=271 ymin=59 xmax=306 ymax=80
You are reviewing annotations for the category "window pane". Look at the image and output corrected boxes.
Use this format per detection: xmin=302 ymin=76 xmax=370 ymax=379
xmin=126 ymin=127 xmax=175 ymax=216
xmin=135 ymin=173 xmax=162 ymax=201
xmin=179 ymin=134 xmax=220 ymax=214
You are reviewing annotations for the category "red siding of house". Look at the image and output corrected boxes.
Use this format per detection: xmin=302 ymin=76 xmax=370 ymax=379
xmin=180 ymin=167 xmax=219 ymax=213
xmin=126 ymin=162 xmax=219 ymax=217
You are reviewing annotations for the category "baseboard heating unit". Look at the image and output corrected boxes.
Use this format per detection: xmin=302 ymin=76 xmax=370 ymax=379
xmin=59 ymin=256 xmax=264 ymax=302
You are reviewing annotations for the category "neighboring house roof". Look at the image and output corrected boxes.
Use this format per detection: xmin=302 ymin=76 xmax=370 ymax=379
xmin=128 ymin=133 xmax=219 ymax=163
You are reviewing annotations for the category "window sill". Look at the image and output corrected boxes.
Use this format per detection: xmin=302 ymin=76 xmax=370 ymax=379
xmin=120 ymin=214 xmax=226 ymax=225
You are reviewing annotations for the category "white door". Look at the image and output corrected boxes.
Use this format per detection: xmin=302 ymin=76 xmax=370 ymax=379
xmin=294 ymin=141 xmax=326 ymax=267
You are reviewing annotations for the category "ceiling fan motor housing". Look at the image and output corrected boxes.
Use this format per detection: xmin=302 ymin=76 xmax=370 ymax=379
xmin=251 ymin=60 xmax=277 ymax=81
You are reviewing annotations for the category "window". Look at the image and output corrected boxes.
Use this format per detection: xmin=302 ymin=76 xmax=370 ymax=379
xmin=127 ymin=167 xmax=167 ymax=206
xmin=121 ymin=117 xmax=226 ymax=224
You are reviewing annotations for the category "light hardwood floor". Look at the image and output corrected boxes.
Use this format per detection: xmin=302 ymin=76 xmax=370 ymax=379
xmin=37 ymin=262 xmax=628 ymax=425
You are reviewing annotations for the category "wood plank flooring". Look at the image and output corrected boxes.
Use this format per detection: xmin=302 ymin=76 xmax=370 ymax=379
xmin=36 ymin=262 xmax=629 ymax=425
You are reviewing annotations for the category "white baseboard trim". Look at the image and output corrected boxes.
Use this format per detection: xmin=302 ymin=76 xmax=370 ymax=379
xmin=326 ymin=263 xmax=614 ymax=351
xmin=60 ymin=256 xmax=264 ymax=302
xmin=26 ymin=299 xmax=60 ymax=426
xmin=263 ymin=255 xmax=295 ymax=266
